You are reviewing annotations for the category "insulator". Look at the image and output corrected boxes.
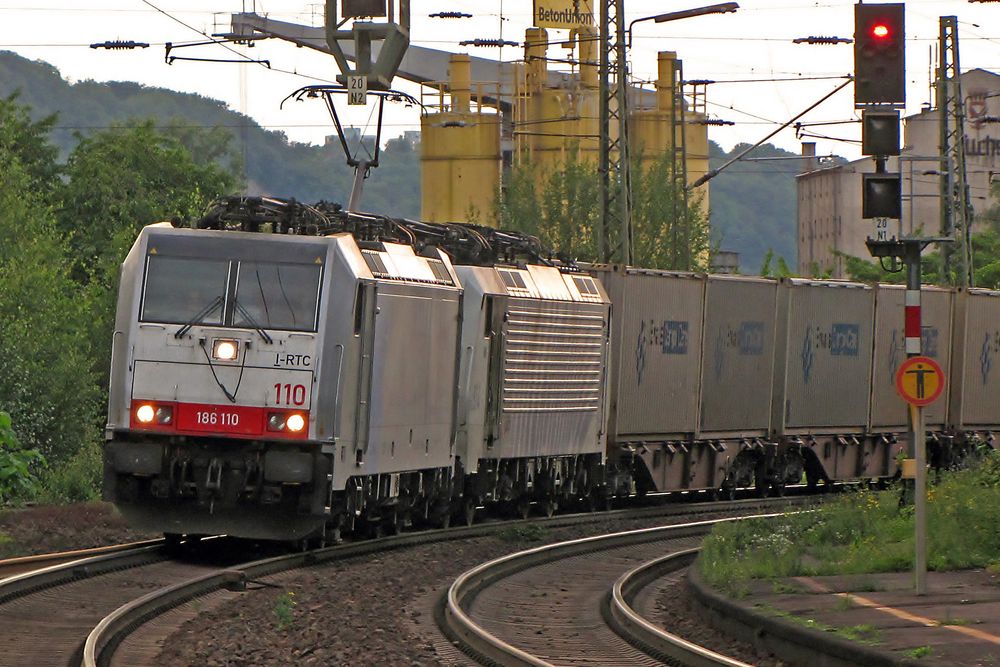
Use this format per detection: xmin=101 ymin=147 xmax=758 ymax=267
xmin=90 ymin=40 xmax=150 ymax=50
xmin=458 ymin=38 xmax=519 ymax=48
xmin=792 ymin=36 xmax=852 ymax=45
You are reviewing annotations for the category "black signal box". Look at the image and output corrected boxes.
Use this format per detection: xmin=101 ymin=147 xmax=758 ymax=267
xmin=862 ymin=109 xmax=900 ymax=156
xmin=863 ymin=173 xmax=902 ymax=219
xmin=854 ymin=3 xmax=905 ymax=106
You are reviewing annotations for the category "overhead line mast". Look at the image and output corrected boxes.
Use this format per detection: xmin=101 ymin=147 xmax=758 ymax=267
xmin=598 ymin=0 xmax=632 ymax=264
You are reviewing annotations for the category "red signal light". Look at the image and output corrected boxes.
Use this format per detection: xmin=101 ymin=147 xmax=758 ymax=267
xmin=871 ymin=23 xmax=889 ymax=39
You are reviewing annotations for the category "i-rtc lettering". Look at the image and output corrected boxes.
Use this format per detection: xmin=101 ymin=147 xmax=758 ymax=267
xmin=273 ymin=353 xmax=311 ymax=367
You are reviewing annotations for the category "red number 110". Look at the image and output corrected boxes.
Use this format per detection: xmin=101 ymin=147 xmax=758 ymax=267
xmin=274 ymin=383 xmax=306 ymax=406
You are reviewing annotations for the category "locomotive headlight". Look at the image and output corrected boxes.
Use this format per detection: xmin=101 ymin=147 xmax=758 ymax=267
xmin=136 ymin=404 xmax=156 ymax=424
xmin=286 ymin=413 xmax=306 ymax=433
xmin=155 ymin=406 xmax=173 ymax=424
xmin=212 ymin=338 xmax=239 ymax=361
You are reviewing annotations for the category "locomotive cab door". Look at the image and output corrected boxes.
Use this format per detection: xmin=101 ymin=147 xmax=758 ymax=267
xmin=483 ymin=295 xmax=506 ymax=452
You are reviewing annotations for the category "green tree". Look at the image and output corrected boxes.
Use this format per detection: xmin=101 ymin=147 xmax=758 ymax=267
xmin=0 ymin=149 xmax=102 ymax=463
xmin=0 ymin=92 xmax=60 ymax=192
xmin=496 ymin=151 xmax=710 ymax=269
xmin=57 ymin=120 xmax=237 ymax=286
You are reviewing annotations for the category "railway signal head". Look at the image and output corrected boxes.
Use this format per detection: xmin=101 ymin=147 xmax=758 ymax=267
xmin=862 ymin=109 xmax=900 ymax=156
xmin=862 ymin=173 xmax=902 ymax=219
xmin=854 ymin=3 xmax=905 ymax=106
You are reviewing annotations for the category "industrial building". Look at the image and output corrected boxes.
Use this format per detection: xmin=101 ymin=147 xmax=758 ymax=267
xmin=796 ymin=68 xmax=1000 ymax=278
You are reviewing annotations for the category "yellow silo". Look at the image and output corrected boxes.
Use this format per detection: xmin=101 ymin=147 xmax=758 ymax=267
xmin=629 ymin=51 xmax=710 ymax=213
xmin=420 ymin=54 xmax=502 ymax=224
xmin=515 ymin=27 xmax=601 ymax=171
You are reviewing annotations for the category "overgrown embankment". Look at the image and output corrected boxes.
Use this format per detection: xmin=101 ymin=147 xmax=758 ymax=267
xmin=699 ymin=451 xmax=1000 ymax=595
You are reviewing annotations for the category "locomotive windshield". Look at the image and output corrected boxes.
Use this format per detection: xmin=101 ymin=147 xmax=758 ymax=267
xmin=141 ymin=256 xmax=229 ymax=326
xmin=234 ymin=262 xmax=322 ymax=332
xmin=140 ymin=253 xmax=323 ymax=333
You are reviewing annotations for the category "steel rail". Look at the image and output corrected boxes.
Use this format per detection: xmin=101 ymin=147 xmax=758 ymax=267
xmin=0 ymin=542 xmax=168 ymax=606
xmin=0 ymin=538 xmax=165 ymax=579
xmin=609 ymin=547 xmax=753 ymax=667
xmin=442 ymin=513 xmax=786 ymax=667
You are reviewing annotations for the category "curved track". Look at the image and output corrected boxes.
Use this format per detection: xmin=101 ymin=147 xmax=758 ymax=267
xmin=0 ymin=539 xmax=164 ymax=579
xmin=609 ymin=548 xmax=750 ymax=667
xmin=442 ymin=516 xmax=782 ymax=666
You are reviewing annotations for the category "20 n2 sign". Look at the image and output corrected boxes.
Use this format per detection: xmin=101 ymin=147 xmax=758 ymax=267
xmin=895 ymin=356 xmax=945 ymax=407
xmin=533 ymin=0 xmax=594 ymax=28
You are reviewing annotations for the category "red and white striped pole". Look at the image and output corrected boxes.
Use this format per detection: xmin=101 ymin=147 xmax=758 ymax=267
xmin=904 ymin=287 xmax=921 ymax=355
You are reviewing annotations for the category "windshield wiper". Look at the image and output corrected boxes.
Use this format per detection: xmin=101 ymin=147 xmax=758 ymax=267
xmin=174 ymin=295 xmax=224 ymax=339
xmin=234 ymin=300 xmax=274 ymax=345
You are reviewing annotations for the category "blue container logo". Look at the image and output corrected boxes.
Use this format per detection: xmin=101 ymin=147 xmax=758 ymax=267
xmin=738 ymin=321 xmax=765 ymax=355
xmin=830 ymin=323 xmax=860 ymax=357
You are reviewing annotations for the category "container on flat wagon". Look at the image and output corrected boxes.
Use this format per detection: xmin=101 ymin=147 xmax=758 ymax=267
xmin=697 ymin=275 xmax=779 ymax=438
xmin=592 ymin=268 xmax=705 ymax=440
xmin=772 ymin=278 xmax=875 ymax=434
xmin=949 ymin=288 xmax=1000 ymax=431
xmin=870 ymin=285 xmax=953 ymax=431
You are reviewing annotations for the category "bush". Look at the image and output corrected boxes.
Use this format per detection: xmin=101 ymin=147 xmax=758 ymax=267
xmin=0 ymin=411 xmax=46 ymax=504
xmin=35 ymin=441 xmax=102 ymax=504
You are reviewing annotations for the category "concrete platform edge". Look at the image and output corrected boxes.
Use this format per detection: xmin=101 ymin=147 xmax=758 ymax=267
xmin=687 ymin=565 xmax=924 ymax=667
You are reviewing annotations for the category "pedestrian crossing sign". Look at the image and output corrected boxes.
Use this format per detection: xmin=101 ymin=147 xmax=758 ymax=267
xmin=895 ymin=356 xmax=944 ymax=407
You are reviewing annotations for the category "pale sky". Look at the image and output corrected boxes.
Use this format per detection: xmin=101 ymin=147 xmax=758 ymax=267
xmin=2 ymin=1 xmax=998 ymax=161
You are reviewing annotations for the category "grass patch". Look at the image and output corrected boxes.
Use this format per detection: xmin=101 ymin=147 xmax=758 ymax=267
xmin=496 ymin=524 xmax=547 ymax=542
xmin=905 ymin=645 xmax=934 ymax=659
xmin=273 ymin=591 xmax=297 ymax=631
xmin=836 ymin=594 xmax=855 ymax=611
xmin=837 ymin=624 xmax=881 ymax=645
xmin=771 ymin=580 xmax=804 ymax=594
xmin=699 ymin=450 xmax=1000 ymax=594
xmin=755 ymin=604 xmax=882 ymax=646
xmin=938 ymin=612 xmax=972 ymax=626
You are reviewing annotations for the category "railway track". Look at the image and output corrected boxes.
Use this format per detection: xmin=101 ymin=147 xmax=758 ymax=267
xmin=0 ymin=537 xmax=258 ymax=666
xmin=609 ymin=547 xmax=748 ymax=667
xmin=0 ymin=495 xmax=811 ymax=666
xmin=0 ymin=539 xmax=164 ymax=580
xmin=441 ymin=516 xmax=779 ymax=666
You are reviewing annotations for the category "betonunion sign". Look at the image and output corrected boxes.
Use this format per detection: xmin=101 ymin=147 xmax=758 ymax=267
xmin=533 ymin=0 xmax=594 ymax=28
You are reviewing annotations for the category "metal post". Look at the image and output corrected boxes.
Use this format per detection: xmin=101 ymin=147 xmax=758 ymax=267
xmin=914 ymin=402 xmax=927 ymax=595
xmin=903 ymin=240 xmax=926 ymax=596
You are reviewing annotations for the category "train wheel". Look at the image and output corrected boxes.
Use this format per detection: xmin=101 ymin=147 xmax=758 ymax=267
xmin=460 ymin=498 xmax=477 ymax=527
xmin=164 ymin=533 xmax=182 ymax=554
xmin=716 ymin=484 xmax=736 ymax=501
xmin=385 ymin=509 xmax=404 ymax=536
xmin=542 ymin=498 xmax=557 ymax=518
xmin=516 ymin=497 xmax=531 ymax=520
xmin=434 ymin=502 xmax=452 ymax=529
